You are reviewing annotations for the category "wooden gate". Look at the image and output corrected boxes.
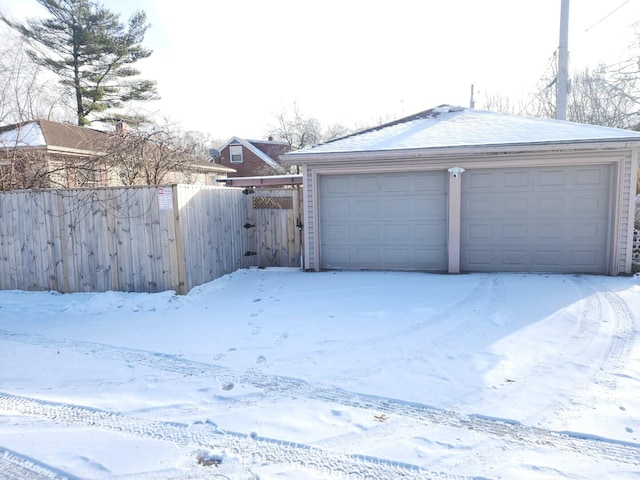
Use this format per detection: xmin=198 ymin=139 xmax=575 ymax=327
xmin=244 ymin=187 xmax=302 ymax=267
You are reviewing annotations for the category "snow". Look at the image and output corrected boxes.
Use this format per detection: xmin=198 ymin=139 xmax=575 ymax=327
xmin=1 ymin=268 xmax=640 ymax=479
xmin=0 ymin=121 xmax=46 ymax=147
xmin=287 ymin=107 xmax=640 ymax=155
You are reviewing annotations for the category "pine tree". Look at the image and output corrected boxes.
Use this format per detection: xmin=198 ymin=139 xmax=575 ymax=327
xmin=2 ymin=0 xmax=159 ymax=126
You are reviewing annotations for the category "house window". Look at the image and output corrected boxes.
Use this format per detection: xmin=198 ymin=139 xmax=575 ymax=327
xmin=230 ymin=145 xmax=243 ymax=163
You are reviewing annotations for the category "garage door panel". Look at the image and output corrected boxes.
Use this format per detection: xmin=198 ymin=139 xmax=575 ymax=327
xmin=413 ymin=171 xmax=447 ymax=191
xmin=575 ymin=167 xmax=607 ymax=186
xmin=353 ymin=176 xmax=379 ymax=193
xmin=323 ymin=223 xmax=351 ymax=242
xmin=354 ymin=199 xmax=380 ymax=217
xmin=384 ymin=175 xmax=410 ymax=192
xmin=324 ymin=247 xmax=351 ymax=266
xmin=321 ymin=176 xmax=350 ymax=194
xmin=504 ymin=197 xmax=530 ymax=215
xmin=324 ymin=198 xmax=351 ymax=218
xmin=355 ymin=224 xmax=379 ymax=241
xmin=572 ymin=222 xmax=602 ymax=242
xmin=501 ymin=249 xmax=528 ymax=266
xmin=503 ymin=224 xmax=528 ymax=241
xmin=320 ymin=172 xmax=448 ymax=271
xmin=356 ymin=248 xmax=380 ymax=267
xmin=466 ymin=171 xmax=496 ymax=190
xmin=381 ymin=198 xmax=411 ymax=218
xmin=537 ymin=196 xmax=565 ymax=215
xmin=572 ymin=195 xmax=608 ymax=215
xmin=461 ymin=165 xmax=610 ymax=273
xmin=504 ymin=171 xmax=531 ymax=188
xmin=538 ymin=169 xmax=566 ymax=187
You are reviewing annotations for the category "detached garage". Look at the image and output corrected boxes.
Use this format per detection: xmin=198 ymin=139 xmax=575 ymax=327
xmin=283 ymin=106 xmax=640 ymax=275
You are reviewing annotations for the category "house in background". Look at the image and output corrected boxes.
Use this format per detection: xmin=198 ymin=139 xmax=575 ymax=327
xmin=0 ymin=119 xmax=233 ymax=189
xmin=215 ymin=136 xmax=291 ymax=177
xmin=283 ymin=105 xmax=640 ymax=276
xmin=0 ymin=119 xmax=109 ymax=189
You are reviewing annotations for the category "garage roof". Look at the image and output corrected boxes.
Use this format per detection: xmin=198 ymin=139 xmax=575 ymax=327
xmin=285 ymin=105 xmax=640 ymax=157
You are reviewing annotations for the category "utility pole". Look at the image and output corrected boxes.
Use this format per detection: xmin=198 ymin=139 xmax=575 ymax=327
xmin=470 ymin=84 xmax=475 ymax=109
xmin=557 ymin=0 xmax=570 ymax=120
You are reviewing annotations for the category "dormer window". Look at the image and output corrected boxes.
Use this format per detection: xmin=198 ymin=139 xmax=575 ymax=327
xmin=230 ymin=145 xmax=243 ymax=163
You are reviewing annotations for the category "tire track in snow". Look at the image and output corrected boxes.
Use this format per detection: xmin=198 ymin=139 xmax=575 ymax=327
xmin=569 ymin=276 xmax=636 ymax=389
xmin=0 ymin=448 xmax=75 ymax=480
xmin=534 ymin=276 xmax=637 ymax=429
xmin=309 ymin=388 xmax=640 ymax=466
xmin=0 ymin=392 xmax=470 ymax=480
xmin=2 ymin=328 xmax=640 ymax=466
xmin=3 ymin=276 xmax=640 ymax=471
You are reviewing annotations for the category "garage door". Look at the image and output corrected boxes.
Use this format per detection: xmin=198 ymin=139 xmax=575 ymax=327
xmin=461 ymin=165 xmax=611 ymax=273
xmin=319 ymin=172 xmax=448 ymax=270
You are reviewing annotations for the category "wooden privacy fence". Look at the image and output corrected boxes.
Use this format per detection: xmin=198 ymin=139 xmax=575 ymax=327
xmin=0 ymin=185 xmax=302 ymax=294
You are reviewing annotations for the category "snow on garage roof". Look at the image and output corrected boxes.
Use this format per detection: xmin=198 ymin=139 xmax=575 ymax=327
xmin=285 ymin=105 xmax=640 ymax=157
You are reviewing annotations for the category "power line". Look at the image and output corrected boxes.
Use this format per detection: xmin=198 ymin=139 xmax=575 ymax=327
xmin=585 ymin=0 xmax=631 ymax=32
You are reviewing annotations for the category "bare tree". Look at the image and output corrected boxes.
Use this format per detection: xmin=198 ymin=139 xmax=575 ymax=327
xmin=523 ymin=53 xmax=640 ymax=129
xmin=569 ymin=66 xmax=639 ymax=128
xmin=103 ymin=120 xmax=202 ymax=186
xmin=0 ymin=29 xmax=71 ymax=124
xmin=322 ymin=122 xmax=351 ymax=142
xmin=479 ymin=91 xmax=522 ymax=114
xmin=267 ymin=102 xmax=323 ymax=150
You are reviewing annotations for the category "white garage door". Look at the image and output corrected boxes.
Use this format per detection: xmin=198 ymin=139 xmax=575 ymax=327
xmin=319 ymin=172 xmax=448 ymax=271
xmin=461 ymin=165 xmax=611 ymax=273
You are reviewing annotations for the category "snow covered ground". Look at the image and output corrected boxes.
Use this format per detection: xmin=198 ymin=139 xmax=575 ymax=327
xmin=1 ymin=268 xmax=639 ymax=479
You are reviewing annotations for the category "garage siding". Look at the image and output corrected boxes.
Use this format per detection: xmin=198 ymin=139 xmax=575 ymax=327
xmin=318 ymin=172 xmax=448 ymax=271
xmin=460 ymin=165 xmax=611 ymax=273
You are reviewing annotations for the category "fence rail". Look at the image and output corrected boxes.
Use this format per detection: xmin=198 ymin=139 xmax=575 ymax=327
xmin=0 ymin=185 xmax=301 ymax=294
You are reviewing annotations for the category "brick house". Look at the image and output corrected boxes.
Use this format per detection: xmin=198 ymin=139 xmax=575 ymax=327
xmin=215 ymin=136 xmax=291 ymax=177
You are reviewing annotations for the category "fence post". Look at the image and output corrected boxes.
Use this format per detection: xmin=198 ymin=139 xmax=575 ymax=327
xmin=171 ymin=185 xmax=188 ymax=294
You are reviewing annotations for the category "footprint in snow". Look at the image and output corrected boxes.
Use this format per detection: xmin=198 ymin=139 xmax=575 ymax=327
xmin=249 ymin=323 xmax=262 ymax=335
xmin=275 ymin=332 xmax=289 ymax=345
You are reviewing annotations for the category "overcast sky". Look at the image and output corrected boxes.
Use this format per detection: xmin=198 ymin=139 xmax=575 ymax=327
xmin=1 ymin=0 xmax=639 ymax=142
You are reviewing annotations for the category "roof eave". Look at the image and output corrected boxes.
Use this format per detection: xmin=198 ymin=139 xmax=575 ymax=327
xmin=193 ymin=163 xmax=237 ymax=173
xmin=218 ymin=174 xmax=302 ymax=187
xmin=281 ymin=139 xmax=640 ymax=164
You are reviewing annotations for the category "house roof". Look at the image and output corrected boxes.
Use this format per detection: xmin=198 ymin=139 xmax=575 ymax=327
xmin=220 ymin=136 xmax=289 ymax=170
xmin=0 ymin=119 xmax=109 ymax=154
xmin=285 ymin=105 xmax=640 ymax=158
xmin=1 ymin=119 xmax=235 ymax=175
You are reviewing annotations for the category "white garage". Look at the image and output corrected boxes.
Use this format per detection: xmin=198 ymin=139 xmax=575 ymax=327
xmin=283 ymin=106 xmax=640 ymax=275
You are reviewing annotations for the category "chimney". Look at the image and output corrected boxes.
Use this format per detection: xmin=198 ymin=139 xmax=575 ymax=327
xmin=115 ymin=120 xmax=129 ymax=136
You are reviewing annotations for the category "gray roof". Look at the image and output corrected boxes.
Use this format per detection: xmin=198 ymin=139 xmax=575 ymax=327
xmin=286 ymin=106 xmax=640 ymax=156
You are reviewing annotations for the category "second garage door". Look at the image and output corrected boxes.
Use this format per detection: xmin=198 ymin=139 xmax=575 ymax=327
xmin=319 ymin=172 xmax=448 ymax=271
xmin=460 ymin=165 xmax=612 ymax=273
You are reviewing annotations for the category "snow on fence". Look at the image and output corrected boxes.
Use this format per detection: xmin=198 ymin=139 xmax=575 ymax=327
xmin=0 ymin=185 xmax=301 ymax=294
